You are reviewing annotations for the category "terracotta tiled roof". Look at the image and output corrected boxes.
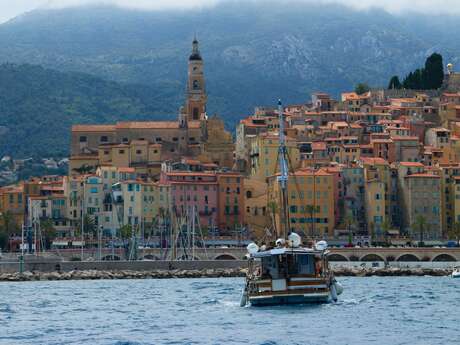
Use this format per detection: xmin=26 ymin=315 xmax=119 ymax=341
xmin=360 ymin=157 xmax=388 ymax=165
xmin=116 ymin=121 xmax=179 ymax=129
xmin=405 ymin=173 xmax=439 ymax=178
xmin=399 ymin=162 xmax=424 ymax=167
xmin=312 ymin=142 xmax=327 ymax=150
xmin=72 ymin=125 xmax=116 ymax=132
xmin=118 ymin=167 xmax=135 ymax=173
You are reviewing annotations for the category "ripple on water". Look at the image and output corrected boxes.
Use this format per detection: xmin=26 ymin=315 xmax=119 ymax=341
xmin=0 ymin=277 xmax=458 ymax=345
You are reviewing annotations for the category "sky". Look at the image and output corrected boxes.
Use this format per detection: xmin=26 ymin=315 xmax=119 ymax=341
xmin=1 ymin=0 xmax=459 ymax=24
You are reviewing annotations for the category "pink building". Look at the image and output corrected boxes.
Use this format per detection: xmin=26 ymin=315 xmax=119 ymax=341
xmin=160 ymin=171 xmax=218 ymax=229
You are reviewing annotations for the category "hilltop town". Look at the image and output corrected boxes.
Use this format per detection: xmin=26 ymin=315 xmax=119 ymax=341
xmin=1 ymin=39 xmax=460 ymax=251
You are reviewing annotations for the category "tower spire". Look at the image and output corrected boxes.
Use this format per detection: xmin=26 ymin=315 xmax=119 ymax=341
xmin=190 ymin=35 xmax=202 ymax=61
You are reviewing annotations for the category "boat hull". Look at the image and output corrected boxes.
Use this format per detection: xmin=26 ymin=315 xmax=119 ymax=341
xmin=249 ymin=291 xmax=331 ymax=306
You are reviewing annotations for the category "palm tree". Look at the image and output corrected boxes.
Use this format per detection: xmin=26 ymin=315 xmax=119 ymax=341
xmin=413 ymin=215 xmax=427 ymax=247
xmin=0 ymin=211 xmax=18 ymax=251
xmin=83 ymin=215 xmax=96 ymax=238
xmin=0 ymin=211 xmax=17 ymax=235
xmin=381 ymin=219 xmax=391 ymax=246
xmin=40 ymin=218 xmax=56 ymax=249
xmin=305 ymin=204 xmax=316 ymax=239
xmin=448 ymin=222 xmax=460 ymax=245
xmin=344 ymin=215 xmax=355 ymax=245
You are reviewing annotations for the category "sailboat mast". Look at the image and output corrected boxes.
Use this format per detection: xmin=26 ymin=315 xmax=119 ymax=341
xmin=277 ymin=99 xmax=289 ymax=240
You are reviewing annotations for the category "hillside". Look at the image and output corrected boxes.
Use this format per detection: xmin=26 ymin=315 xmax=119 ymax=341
xmin=0 ymin=64 xmax=179 ymax=157
xmin=1 ymin=2 xmax=460 ymax=157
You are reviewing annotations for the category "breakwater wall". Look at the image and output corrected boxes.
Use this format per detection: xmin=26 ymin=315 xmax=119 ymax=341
xmin=0 ymin=263 xmax=455 ymax=282
xmin=0 ymin=260 xmax=246 ymax=274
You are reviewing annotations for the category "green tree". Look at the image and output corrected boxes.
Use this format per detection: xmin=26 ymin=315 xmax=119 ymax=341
xmin=83 ymin=215 xmax=96 ymax=238
xmin=401 ymin=53 xmax=444 ymax=90
xmin=72 ymin=165 xmax=95 ymax=175
xmin=413 ymin=215 xmax=427 ymax=246
xmin=0 ymin=211 xmax=19 ymax=250
xmin=448 ymin=222 xmax=460 ymax=244
xmin=344 ymin=215 xmax=355 ymax=245
xmin=422 ymin=53 xmax=444 ymax=89
xmin=355 ymin=83 xmax=370 ymax=95
xmin=305 ymin=205 xmax=316 ymax=238
xmin=0 ymin=211 xmax=18 ymax=235
xmin=119 ymin=224 xmax=133 ymax=240
xmin=388 ymin=75 xmax=402 ymax=89
xmin=41 ymin=218 xmax=57 ymax=249
xmin=381 ymin=219 xmax=391 ymax=246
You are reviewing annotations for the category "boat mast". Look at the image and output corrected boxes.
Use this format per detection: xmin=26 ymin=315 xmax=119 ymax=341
xmin=277 ymin=99 xmax=290 ymax=240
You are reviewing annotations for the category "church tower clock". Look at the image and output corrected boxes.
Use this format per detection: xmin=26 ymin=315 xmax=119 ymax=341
xmin=185 ymin=37 xmax=207 ymax=121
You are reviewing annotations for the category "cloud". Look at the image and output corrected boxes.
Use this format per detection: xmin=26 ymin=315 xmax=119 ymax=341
xmin=1 ymin=0 xmax=460 ymax=24
xmin=43 ymin=0 xmax=460 ymax=14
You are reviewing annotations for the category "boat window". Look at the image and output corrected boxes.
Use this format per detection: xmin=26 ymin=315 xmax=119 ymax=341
xmin=292 ymin=255 xmax=315 ymax=275
xmin=261 ymin=256 xmax=281 ymax=279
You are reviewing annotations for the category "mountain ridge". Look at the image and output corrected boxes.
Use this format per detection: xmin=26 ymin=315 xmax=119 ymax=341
xmin=1 ymin=3 xmax=460 ymax=157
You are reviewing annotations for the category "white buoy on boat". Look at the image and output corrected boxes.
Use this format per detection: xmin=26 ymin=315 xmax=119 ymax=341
xmin=452 ymin=268 xmax=460 ymax=278
xmin=315 ymin=240 xmax=328 ymax=251
xmin=240 ymin=287 xmax=248 ymax=307
xmin=288 ymin=232 xmax=301 ymax=247
xmin=247 ymin=243 xmax=259 ymax=255
xmin=330 ymin=283 xmax=338 ymax=302
xmin=335 ymin=281 xmax=344 ymax=295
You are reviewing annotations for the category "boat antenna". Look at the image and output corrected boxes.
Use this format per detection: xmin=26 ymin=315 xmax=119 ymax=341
xmin=277 ymin=99 xmax=290 ymax=240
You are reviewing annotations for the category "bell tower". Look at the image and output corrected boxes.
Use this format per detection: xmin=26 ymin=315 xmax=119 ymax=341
xmin=185 ymin=37 xmax=207 ymax=121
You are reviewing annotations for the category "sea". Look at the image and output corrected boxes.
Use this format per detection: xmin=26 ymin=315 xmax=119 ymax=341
xmin=0 ymin=277 xmax=458 ymax=345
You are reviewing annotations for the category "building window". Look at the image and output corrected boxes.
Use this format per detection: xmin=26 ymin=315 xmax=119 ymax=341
xmin=173 ymin=137 xmax=178 ymax=142
xmin=119 ymin=150 xmax=125 ymax=154
xmin=100 ymin=136 xmax=108 ymax=143
xmin=136 ymin=150 xmax=142 ymax=154
xmin=122 ymin=137 xmax=128 ymax=143
xmin=79 ymin=136 xmax=87 ymax=143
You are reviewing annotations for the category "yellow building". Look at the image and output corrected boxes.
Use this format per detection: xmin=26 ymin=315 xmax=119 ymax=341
xmin=268 ymin=169 xmax=335 ymax=239
xmin=360 ymin=157 xmax=393 ymax=230
xmin=250 ymin=133 xmax=300 ymax=181
xmin=0 ymin=185 xmax=25 ymax=229
xmin=244 ymin=178 xmax=269 ymax=239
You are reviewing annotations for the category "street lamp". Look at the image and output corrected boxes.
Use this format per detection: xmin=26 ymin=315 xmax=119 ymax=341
xmin=98 ymin=225 xmax=103 ymax=261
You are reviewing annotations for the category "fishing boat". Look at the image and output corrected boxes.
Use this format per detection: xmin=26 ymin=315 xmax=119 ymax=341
xmin=240 ymin=100 xmax=343 ymax=307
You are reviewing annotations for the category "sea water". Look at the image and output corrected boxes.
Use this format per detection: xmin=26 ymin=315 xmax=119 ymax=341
xmin=0 ymin=277 xmax=459 ymax=345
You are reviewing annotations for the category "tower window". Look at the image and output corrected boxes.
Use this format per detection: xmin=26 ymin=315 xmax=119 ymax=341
xmin=193 ymin=80 xmax=200 ymax=90
xmin=193 ymin=108 xmax=199 ymax=120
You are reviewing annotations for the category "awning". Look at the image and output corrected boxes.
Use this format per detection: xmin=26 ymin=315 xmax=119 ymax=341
xmin=52 ymin=241 xmax=69 ymax=246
